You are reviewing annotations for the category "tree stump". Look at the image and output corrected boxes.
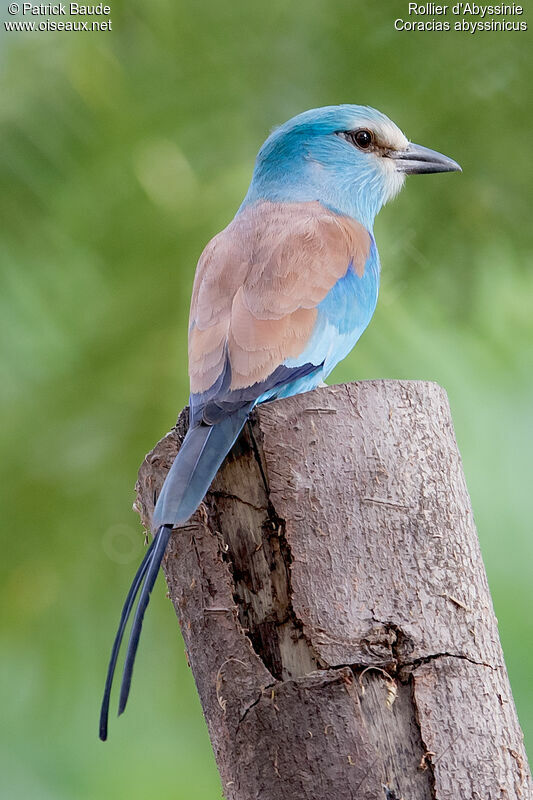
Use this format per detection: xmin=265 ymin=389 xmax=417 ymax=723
xmin=135 ymin=380 xmax=531 ymax=800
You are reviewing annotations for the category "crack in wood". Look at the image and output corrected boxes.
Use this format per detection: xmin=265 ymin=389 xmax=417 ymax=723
xmin=210 ymin=419 xmax=323 ymax=681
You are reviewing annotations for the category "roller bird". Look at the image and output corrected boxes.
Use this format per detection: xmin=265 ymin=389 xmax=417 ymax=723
xmin=99 ymin=104 xmax=461 ymax=739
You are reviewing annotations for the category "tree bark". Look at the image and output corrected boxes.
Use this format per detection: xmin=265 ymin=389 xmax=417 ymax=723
xmin=135 ymin=380 xmax=531 ymax=800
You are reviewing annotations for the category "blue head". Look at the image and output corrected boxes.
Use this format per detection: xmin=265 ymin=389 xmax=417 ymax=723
xmin=242 ymin=105 xmax=461 ymax=231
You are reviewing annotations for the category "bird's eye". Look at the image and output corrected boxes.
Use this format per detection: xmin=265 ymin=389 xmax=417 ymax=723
xmin=352 ymin=129 xmax=373 ymax=150
xmin=336 ymin=128 xmax=376 ymax=151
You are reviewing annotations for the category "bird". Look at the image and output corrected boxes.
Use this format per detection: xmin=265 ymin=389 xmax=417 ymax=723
xmin=99 ymin=104 xmax=460 ymax=740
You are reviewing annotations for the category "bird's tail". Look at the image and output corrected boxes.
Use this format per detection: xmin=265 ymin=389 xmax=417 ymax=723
xmin=99 ymin=407 xmax=251 ymax=741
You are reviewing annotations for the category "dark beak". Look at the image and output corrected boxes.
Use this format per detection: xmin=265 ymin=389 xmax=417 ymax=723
xmin=389 ymin=143 xmax=462 ymax=175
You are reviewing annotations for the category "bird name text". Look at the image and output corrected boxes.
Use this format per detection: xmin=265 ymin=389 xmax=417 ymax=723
xmin=395 ymin=0 xmax=527 ymax=31
xmin=407 ymin=1 xmax=523 ymax=12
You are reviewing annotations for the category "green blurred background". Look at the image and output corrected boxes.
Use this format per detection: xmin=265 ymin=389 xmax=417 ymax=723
xmin=1 ymin=1 xmax=531 ymax=797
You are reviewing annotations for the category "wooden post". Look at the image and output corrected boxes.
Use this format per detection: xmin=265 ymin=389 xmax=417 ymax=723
xmin=135 ymin=380 xmax=531 ymax=800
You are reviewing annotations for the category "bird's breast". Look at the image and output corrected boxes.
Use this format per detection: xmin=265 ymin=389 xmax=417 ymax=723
xmin=283 ymin=237 xmax=380 ymax=380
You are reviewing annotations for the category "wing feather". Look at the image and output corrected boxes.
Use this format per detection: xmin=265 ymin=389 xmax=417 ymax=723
xmin=188 ymin=200 xmax=370 ymax=395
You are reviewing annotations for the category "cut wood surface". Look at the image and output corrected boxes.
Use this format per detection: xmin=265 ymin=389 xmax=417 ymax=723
xmin=135 ymin=380 xmax=531 ymax=800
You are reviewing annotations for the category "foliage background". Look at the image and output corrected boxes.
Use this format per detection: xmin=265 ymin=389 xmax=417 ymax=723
xmin=1 ymin=1 xmax=531 ymax=797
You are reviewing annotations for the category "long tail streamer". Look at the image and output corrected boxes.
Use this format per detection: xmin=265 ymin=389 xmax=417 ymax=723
xmin=98 ymin=528 xmax=169 ymax=740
